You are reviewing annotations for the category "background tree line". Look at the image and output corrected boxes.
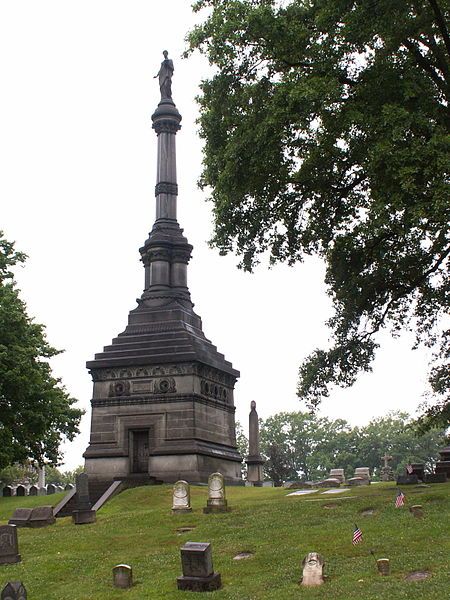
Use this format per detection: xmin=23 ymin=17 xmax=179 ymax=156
xmin=0 ymin=463 xmax=84 ymax=487
xmin=237 ymin=411 xmax=447 ymax=486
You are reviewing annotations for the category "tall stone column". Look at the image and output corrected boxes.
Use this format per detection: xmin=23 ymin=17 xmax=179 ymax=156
xmin=246 ymin=401 xmax=265 ymax=486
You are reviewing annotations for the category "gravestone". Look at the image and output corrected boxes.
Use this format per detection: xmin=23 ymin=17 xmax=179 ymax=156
xmin=410 ymin=505 xmax=423 ymax=518
xmin=46 ymin=484 xmax=56 ymax=495
xmin=396 ymin=474 xmax=418 ymax=485
xmin=2 ymin=487 xmax=13 ymax=497
xmin=112 ymin=564 xmax=133 ymax=589
xmin=177 ymin=542 xmax=221 ymax=591
xmin=354 ymin=467 xmax=371 ymax=481
xmin=72 ymin=473 xmax=96 ymax=525
xmin=172 ymin=481 xmax=192 ymax=514
xmin=347 ymin=476 xmax=368 ymax=486
xmin=1 ymin=582 xmax=27 ymax=600
xmin=329 ymin=469 xmax=345 ymax=483
xmin=29 ymin=506 xmax=55 ymax=528
xmin=425 ymin=473 xmax=446 ymax=484
xmin=8 ymin=509 xmax=32 ymax=528
xmin=15 ymin=486 xmax=26 ymax=497
xmin=246 ymin=401 xmax=265 ymax=486
xmin=317 ymin=478 xmax=341 ymax=488
xmin=64 ymin=484 xmax=74 ymax=491
xmin=37 ymin=487 xmax=47 ymax=496
xmin=203 ymin=473 xmax=229 ymax=513
xmin=0 ymin=525 xmax=21 ymax=564
xmin=377 ymin=558 xmax=390 ymax=576
xmin=381 ymin=454 xmax=394 ymax=481
xmin=301 ymin=553 xmax=324 ymax=586
xmin=28 ymin=486 xmax=38 ymax=496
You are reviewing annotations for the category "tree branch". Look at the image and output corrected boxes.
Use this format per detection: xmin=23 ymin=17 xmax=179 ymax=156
xmin=403 ymin=38 xmax=449 ymax=97
xmin=426 ymin=0 xmax=450 ymax=58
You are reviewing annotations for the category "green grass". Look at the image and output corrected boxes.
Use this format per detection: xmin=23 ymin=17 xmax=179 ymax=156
xmin=0 ymin=482 xmax=449 ymax=599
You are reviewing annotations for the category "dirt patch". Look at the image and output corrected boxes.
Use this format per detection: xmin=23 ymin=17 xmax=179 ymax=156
xmin=323 ymin=503 xmax=338 ymax=509
xmin=176 ymin=526 xmax=196 ymax=535
xmin=405 ymin=570 xmax=431 ymax=581
xmin=233 ymin=551 xmax=254 ymax=560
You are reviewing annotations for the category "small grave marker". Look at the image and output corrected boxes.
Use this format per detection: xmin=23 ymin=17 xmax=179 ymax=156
xmin=112 ymin=564 xmax=133 ymax=589
xmin=410 ymin=505 xmax=424 ymax=518
xmin=377 ymin=558 xmax=390 ymax=576
xmin=203 ymin=473 xmax=229 ymax=513
xmin=0 ymin=525 xmax=21 ymax=565
xmin=28 ymin=486 xmax=38 ymax=496
xmin=177 ymin=542 xmax=221 ymax=592
xmin=1 ymin=581 xmax=27 ymax=600
xmin=301 ymin=553 xmax=324 ymax=586
xmin=172 ymin=480 xmax=192 ymax=514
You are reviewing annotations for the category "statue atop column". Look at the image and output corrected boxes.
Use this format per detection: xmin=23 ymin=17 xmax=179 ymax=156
xmin=246 ymin=401 xmax=265 ymax=486
xmin=154 ymin=50 xmax=174 ymax=101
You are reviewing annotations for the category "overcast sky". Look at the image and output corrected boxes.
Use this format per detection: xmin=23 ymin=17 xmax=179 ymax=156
xmin=0 ymin=1 xmax=432 ymax=470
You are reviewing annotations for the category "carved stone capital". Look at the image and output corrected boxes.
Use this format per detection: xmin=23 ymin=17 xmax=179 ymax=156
xmin=171 ymin=247 xmax=192 ymax=263
xmin=152 ymin=119 xmax=181 ymax=135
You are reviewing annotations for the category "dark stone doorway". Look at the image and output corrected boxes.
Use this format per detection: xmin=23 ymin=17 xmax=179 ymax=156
xmin=131 ymin=430 xmax=150 ymax=474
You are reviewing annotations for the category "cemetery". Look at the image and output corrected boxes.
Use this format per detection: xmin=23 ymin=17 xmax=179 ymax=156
xmin=0 ymin=478 xmax=449 ymax=598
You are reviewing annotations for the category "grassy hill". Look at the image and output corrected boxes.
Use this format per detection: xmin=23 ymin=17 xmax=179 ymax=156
xmin=0 ymin=481 xmax=449 ymax=599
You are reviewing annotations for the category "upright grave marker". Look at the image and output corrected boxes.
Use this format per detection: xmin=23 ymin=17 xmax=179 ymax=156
xmin=301 ymin=553 xmax=324 ymax=586
xmin=203 ymin=473 xmax=229 ymax=513
xmin=1 ymin=582 xmax=27 ymax=600
xmin=246 ymin=401 xmax=265 ymax=486
xmin=72 ymin=473 xmax=96 ymax=525
xmin=177 ymin=542 xmax=221 ymax=592
xmin=172 ymin=481 xmax=192 ymax=514
xmin=112 ymin=564 xmax=133 ymax=589
xmin=0 ymin=525 xmax=21 ymax=565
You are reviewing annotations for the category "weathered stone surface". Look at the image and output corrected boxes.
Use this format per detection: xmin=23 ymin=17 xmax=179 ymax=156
xmin=283 ymin=481 xmax=315 ymax=489
xmin=1 ymin=581 xmax=27 ymax=599
xmin=0 ymin=525 xmax=21 ymax=564
xmin=177 ymin=542 xmax=221 ymax=592
xmin=8 ymin=509 xmax=32 ymax=528
xmin=246 ymin=401 xmax=265 ymax=485
xmin=72 ymin=509 xmax=96 ymax=525
xmin=329 ymin=469 xmax=345 ymax=483
xmin=64 ymin=484 xmax=74 ymax=491
xmin=405 ymin=570 xmax=431 ymax=581
xmin=112 ymin=564 xmax=133 ymax=589
xmin=204 ymin=473 xmax=229 ymax=513
xmin=377 ymin=558 xmax=390 ymax=576
xmin=29 ymin=506 xmax=55 ymax=528
xmin=410 ymin=504 xmax=424 ymax=518
xmin=347 ymin=477 xmax=369 ymax=486
xmin=396 ymin=474 xmax=419 ymax=485
xmin=75 ymin=473 xmax=91 ymax=510
xmin=301 ymin=553 xmax=324 ymax=586
xmin=317 ymin=478 xmax=341 ymax=488
xmin=425 ymin=473 xmax=447 ymax=484
xmin=172 ymin=480 xmax=192 ymax=514
xmin=354 ymin=467 xmax=371 ymax=481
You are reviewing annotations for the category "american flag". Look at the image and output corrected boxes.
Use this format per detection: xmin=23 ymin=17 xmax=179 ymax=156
xmin=352 ymin=524 xmax=363 ymax=545
xmin=406 ymin=464 xmax=413 ymax=474
xmin=395 ymin=490 xmax=405 ymax=508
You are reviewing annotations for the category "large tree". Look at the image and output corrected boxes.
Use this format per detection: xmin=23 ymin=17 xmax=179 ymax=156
xmin=0 ymin=233 xmax=83 ymax=470
xmin=187 ymin=0 xmax=450 ymax=426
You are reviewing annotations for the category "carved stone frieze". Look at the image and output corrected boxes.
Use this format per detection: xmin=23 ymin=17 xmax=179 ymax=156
xmin=91 ymin=393 xmax=236 ymax=413
xmin=154 ymin=377 xmax=176 ymax=394
xmin=92 ymin=364 xmax=192 ymax=382
xmin=155 ymin=181 xmax=178 ymax=196
xmin=201 ymin=380 xmax=229 ymax=402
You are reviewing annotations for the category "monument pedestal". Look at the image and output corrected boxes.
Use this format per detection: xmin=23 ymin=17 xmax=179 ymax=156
xmin=72 ymin=509 xmax=96 ymax=525
xmin=177 ymin=573 xmax=222 ymax=592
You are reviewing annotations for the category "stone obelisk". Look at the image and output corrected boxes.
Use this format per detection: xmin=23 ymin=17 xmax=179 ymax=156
xmin=246 ymin=401 xmax=265 ymax=486
xmin=83 ymin=52 xmax=242 ymax=486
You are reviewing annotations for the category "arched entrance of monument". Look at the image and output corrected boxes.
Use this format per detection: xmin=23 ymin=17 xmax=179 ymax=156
xmin=130 ymin=429 xmax=150 ymax=474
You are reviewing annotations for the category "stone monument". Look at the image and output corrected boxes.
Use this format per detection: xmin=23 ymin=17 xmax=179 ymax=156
xmin=1 ymin=582 xmax=27 ymax=600
xmin=301 ymin=553 xmax=324 ymax=586
xmin=377 ymin=558 xmax=390 ymax=576
xmin=112 ymin=564 xmax=133 ymax=589
xmin=329 ymin=469 xmax=345 ymax=483
xmin=435 ymin=446 xmax=450 ymax=478
xmin=380 ymin=454 xmax=394 ymax=481
xmin=177 ymin=542 xmax=222 ymax=592
xmin=172 ymin=480 xmax=192 ymax=514
xmin=246 ymin=401 xmax=265 ymax=486
xmin=0 ymin=525 xmax=21 ymax=565
xmin=28 ymin=506 xmax=55 ymax=528
xmin=8 ymin=509 xmax=32 ymax=528
xmin=83 ymin=51 xmax=241 ymax=486
xmin=203 ymin=473 xmax=229 ymax=513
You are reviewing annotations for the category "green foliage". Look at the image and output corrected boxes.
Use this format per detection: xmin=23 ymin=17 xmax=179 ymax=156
xmin=0 ymin=232 xmax=83 ymax=470
xmin=235 ymin=421 xmax=249 ymax=478
xmin=259 ymin=410 xmax=445 ymax=483
xmin=0 ymin=461 xmax=38 ymax=486
xmin=187 ymin=0 xmax=450 ymax=426
xmin=0 ymin=483 xmax=450 ymax=598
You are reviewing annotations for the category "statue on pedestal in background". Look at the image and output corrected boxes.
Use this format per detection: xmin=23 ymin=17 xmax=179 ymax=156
xmin=154 ymin=50 xmax=174 ymax=100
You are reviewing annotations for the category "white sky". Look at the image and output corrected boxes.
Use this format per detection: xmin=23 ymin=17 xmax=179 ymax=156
xmin=0 ymin=1 xmax=432 ymax=470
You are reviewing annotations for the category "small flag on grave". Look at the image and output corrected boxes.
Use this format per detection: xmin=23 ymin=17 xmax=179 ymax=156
xmin=395 ymin=490 xmax=405 ymax=508
xmin=352 ymin=524 xmax=363 ymax=545
xmin=406 ymin=464 xmax=413 ymax=474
